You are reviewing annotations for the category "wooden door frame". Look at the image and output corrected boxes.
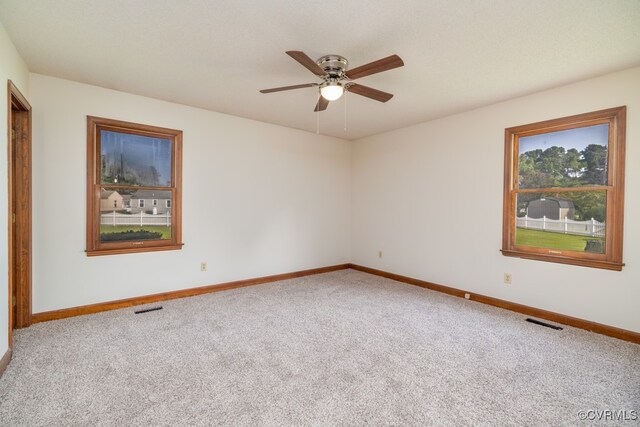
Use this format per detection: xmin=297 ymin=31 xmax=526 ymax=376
xmin=7 ymin=80 xmax=32 ymax=348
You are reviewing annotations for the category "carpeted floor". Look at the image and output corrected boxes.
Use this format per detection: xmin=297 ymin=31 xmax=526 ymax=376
xmin=0 ymin=269 xmax=638 ymax=426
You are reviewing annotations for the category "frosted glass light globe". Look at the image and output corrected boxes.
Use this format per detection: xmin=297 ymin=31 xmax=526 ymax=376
xmin=320 ymin=83 xmax=344 ymax=101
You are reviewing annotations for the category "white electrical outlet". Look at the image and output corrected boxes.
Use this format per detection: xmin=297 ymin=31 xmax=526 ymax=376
xmin=378 ymin=250 xmax=383 ymax=258
xmin=200 ymin=262 xmax=207 ymax=272
xmin=504 ymin=273 xmax=512 ymax=284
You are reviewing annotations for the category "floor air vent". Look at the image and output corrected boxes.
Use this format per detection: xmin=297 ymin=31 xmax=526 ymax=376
xmin=526 ymin=318 xmax=563 ymax=330
xmin=135 ymin=306 xmax=163 ymax=314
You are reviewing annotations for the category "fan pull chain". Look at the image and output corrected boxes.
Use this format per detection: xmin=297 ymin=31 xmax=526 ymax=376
xmin=316 ymin=88 xmax=321 ymax=134
xmin=344 ymin=89 xmax=348 ymax=132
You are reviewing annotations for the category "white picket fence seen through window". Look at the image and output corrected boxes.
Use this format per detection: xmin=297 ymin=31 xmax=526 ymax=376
xmin=516 ymin=215 xmax=604 ymax=237
xmin=101 ymin=211 xmax=172 ymax=227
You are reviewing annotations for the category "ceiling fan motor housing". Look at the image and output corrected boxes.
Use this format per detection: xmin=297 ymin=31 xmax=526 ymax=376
xmin=317 ymin=55 xmax=349 ymax=79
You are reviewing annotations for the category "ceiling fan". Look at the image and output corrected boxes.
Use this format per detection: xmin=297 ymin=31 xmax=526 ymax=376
xmin=260 ymin=51 xmax=404 ymax=112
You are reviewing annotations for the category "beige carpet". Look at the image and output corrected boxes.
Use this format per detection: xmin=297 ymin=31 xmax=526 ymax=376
xmin=0 ymin=269 xmax=638 ymax=426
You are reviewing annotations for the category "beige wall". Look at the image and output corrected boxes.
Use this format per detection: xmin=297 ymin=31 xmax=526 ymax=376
xmin=30 ymin=73 xmax=351 ymax=313
xmin=0 ymin=22 xmax=30 ymax=355
xmin=351 ymin=66 xmax=640 ymax=333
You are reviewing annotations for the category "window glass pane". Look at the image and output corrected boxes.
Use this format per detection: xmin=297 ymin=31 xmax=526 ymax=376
xmin=518 ymin=124 xmax=609 ymax=189
xmin=515 ymin=191 xmax=605 ymax=253
xmin=99 ymin=188 xmax=172 ymax=242
xmin=100 ymin=130 xmax=172 ymax=187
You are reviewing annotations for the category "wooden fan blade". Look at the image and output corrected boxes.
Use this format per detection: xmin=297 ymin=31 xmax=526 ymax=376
xmin=346 ymin=83 xmax=393 ymax=103
xmin=345 ymin=54 xmax=404 ymax=80
xmin=314 ymin=96 xmax=329 ymax=112
xmin=286 ymin=51 xmax=327 ymax=77
xmin=260 ymin=83 xmax=318 ymax=94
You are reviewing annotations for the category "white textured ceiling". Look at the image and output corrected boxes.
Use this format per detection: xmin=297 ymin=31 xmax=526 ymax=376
xmin=1 ymin=0 xmax=639 ymax=140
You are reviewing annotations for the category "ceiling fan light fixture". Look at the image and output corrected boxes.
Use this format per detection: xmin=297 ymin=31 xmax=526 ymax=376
xmin=320 ymin=82 xmax=344 ymax=101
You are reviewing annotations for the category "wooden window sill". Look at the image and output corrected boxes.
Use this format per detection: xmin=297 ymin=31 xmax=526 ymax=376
xmin=500 ymin=249 xmax=624 ymax=271
xmin=86 ymin=244 xmax=183 ymax=257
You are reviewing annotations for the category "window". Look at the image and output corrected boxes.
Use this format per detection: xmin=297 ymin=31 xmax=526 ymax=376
xmin=87 ymin=116 xmax=183 ymax=256
xmin=113 ymin=200 xmax=118 ymax=208
xmin=152 ymin=199 xmax=158 ymax=207
xmin=502 ymin=107 xmax=626 ymax=270
xmin=166 ymin=200 xmax=171 ymax=208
